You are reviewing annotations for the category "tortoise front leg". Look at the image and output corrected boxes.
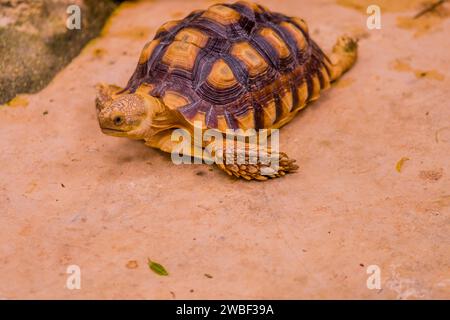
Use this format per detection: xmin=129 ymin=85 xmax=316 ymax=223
xmin=207 ymin=141 xmax=298 ymax=181
xmin=145 ymin=130 xmax=298 ymax=180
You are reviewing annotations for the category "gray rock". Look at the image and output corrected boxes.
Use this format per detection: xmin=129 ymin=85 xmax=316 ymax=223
xmin=0 ymin=0 xmax=117 ymax=104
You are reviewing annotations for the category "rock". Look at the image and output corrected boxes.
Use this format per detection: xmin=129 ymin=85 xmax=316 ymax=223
xmin=0 ymin=0 xmax=118 ymax=104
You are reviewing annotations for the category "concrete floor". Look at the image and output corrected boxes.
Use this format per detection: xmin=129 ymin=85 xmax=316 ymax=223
xmin=0 ymin=0 xmax=449 ymax=299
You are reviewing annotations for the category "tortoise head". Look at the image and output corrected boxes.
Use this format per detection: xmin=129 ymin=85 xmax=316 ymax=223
xmin=95 ymin=83 xmax=163 ymax=139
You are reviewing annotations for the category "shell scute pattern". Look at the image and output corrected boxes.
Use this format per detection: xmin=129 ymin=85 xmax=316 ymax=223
xmin=201 ymin=4 xmax=241 ymax=25
xmin=125 ymin=1 xmax=332 ymax=131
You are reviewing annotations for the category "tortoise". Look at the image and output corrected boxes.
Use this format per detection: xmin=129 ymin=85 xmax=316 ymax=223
xmin=96 ymin=1 xmax=357 ymax=180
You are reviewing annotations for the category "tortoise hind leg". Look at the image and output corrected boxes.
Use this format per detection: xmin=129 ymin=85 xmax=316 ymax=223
xmin=328 ymin=36 xmax=358 ymax=81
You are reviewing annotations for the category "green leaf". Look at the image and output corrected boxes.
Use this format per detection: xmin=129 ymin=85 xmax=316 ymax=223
xmin=148 ymin=259 xmax=169 ymax=276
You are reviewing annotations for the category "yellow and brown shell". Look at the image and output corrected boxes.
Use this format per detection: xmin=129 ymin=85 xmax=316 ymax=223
xmin=125 ymin=1 xmax=332 ymax=131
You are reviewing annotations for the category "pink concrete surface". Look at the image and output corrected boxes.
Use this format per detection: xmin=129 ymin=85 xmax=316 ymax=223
xmin=0 ymin=0 xmax=449 ymax=299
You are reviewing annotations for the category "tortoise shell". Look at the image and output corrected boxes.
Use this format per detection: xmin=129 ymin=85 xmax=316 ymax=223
xmin=125 ymin=1 xmax=332 ymax=131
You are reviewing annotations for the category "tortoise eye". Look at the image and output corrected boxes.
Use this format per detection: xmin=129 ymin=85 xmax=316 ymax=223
xmin=113 ymin=116 xmax=124 ymax=125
